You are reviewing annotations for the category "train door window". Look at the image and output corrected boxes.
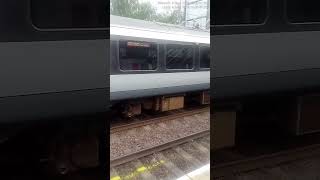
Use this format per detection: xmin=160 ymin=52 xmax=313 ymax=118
xmin=200 ymin=46 xmax=210 ymax=69
xmin=166 ymin=44 xmax=194 ymax=70
xmin=31 ymin=0 xmax=107 ymax=29
xmin=287 ymin=1 xmax=320 ymax=23
xmin=119 ymin=41 xmax=158 ymax=71
xmin=213 ymin=0 xmax=268 ymax=25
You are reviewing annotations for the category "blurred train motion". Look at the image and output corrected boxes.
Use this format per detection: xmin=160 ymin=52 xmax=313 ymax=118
xmin=212 ymin=0 xmax=320 ymax=150
xmin=0 ymin=0 xmax=108 ymax=123
xmin=213 ymin=0 xmax=320 ymax=101
xmin=0 ymin=0 xmax=108 ymax=175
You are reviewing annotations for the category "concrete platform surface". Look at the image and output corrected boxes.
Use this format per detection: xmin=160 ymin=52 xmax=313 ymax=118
xmin=110 ymin=135 xmax=210 ymax=180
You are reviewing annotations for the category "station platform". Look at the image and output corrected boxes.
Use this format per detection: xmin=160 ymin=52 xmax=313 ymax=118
xmin=176 ymin=164 xmax=210 ymax=180
xmin=110 ymin=135 xmax=210 ymax=180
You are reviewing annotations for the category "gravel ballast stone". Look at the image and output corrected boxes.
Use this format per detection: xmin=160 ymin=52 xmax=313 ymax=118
xmin=110 ymin=111 xmax=210 ymax=160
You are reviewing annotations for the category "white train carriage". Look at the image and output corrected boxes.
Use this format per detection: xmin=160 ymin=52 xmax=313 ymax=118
xmin=110 ymin=15 xmax=210 ymax=102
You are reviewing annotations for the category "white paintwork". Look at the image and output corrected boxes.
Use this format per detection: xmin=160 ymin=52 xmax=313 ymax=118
xmin=111 ymin=71 xmax=209 ymax=92
xmin=111 ymin=24 xmax=210 ymax=44
xmin=110 ymin=71 xmax=210 ymax=100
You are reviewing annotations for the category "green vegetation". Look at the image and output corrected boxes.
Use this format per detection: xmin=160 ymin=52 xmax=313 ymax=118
xmin=110 ymin=0 xmax=183 ymax=25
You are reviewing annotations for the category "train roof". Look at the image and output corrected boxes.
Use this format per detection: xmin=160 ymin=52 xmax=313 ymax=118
xmin=110 ymin=15 xmax=210 ymax=44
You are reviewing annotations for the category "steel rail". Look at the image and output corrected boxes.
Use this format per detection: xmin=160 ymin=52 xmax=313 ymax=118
xmin=110 ymin=129 xmax=210 ymax=167
xmin=111 ymin=106 xmax=209 ymax=134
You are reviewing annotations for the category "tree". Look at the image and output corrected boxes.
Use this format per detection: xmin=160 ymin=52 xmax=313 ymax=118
xmin=155 ymin=10 xmax=183 ymax=25
xmin=111 ymin=0 xmax=183 ymax=25
xmin=111 ymin=0 xmax=156 ymax=21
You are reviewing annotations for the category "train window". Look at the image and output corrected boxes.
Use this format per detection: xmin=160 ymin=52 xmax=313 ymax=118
xmin=166 ymin=44 xmax=194 ymax=70
xmin=31 ymin=0 xmax=107 ymax=29
xmin=119 ymin=41 xmax=158 ymax=71
xmin=200 ymin=47 xmax=210 ymax=69
xmin=287 ymin=1 xmax=320 ymax=23
xmin=213 ymin=0 xmax=268 ymax=25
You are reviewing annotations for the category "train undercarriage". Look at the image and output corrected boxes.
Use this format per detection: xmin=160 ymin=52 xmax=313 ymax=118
xmin=111 ymin=91 xmax=210 ymax=118
xmin=0 ymin=114 xmax=107 ymax=177
xmin=213 ymin=93 xmax=320 ymax=150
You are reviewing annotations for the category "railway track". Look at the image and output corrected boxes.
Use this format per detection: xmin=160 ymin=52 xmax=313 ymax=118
xmin=111 ymin=129 xmax=209 ymax=167
xmin=212 ymin=143 xmax=320 ymax=179
xmin=111 ymin=106 xmax=209 ymax=133
xmin=110 ymin=106 xmax=210 ymax=167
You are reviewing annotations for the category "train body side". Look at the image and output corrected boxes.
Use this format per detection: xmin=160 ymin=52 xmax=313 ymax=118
xmin=110 ymin=16 xmax=210 ymax=102
xmin=111 ymin=71 xmax=209 ymax=101
xmin=0 ymin=1 xmax=109 ymax=122
xmin=213 ymin=31 xmax=320 ymax=99
xmin=212 ymin=0 xmax=320 ymax=100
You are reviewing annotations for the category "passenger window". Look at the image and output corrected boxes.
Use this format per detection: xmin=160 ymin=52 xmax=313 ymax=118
xmin=31 ymin=0 xmax=107 ymax=29
xmin=287 ymin=1 xmax=320 ymax=23
xmin=119 ymin=41 xmax=158 ymax=71
xmin=200 ymin=46 xmax=210 ymax=69
xmin=213 ymin=0 xmax=268 ymax=25
xmin=166 ymin=44 xmax=194 ymax=70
